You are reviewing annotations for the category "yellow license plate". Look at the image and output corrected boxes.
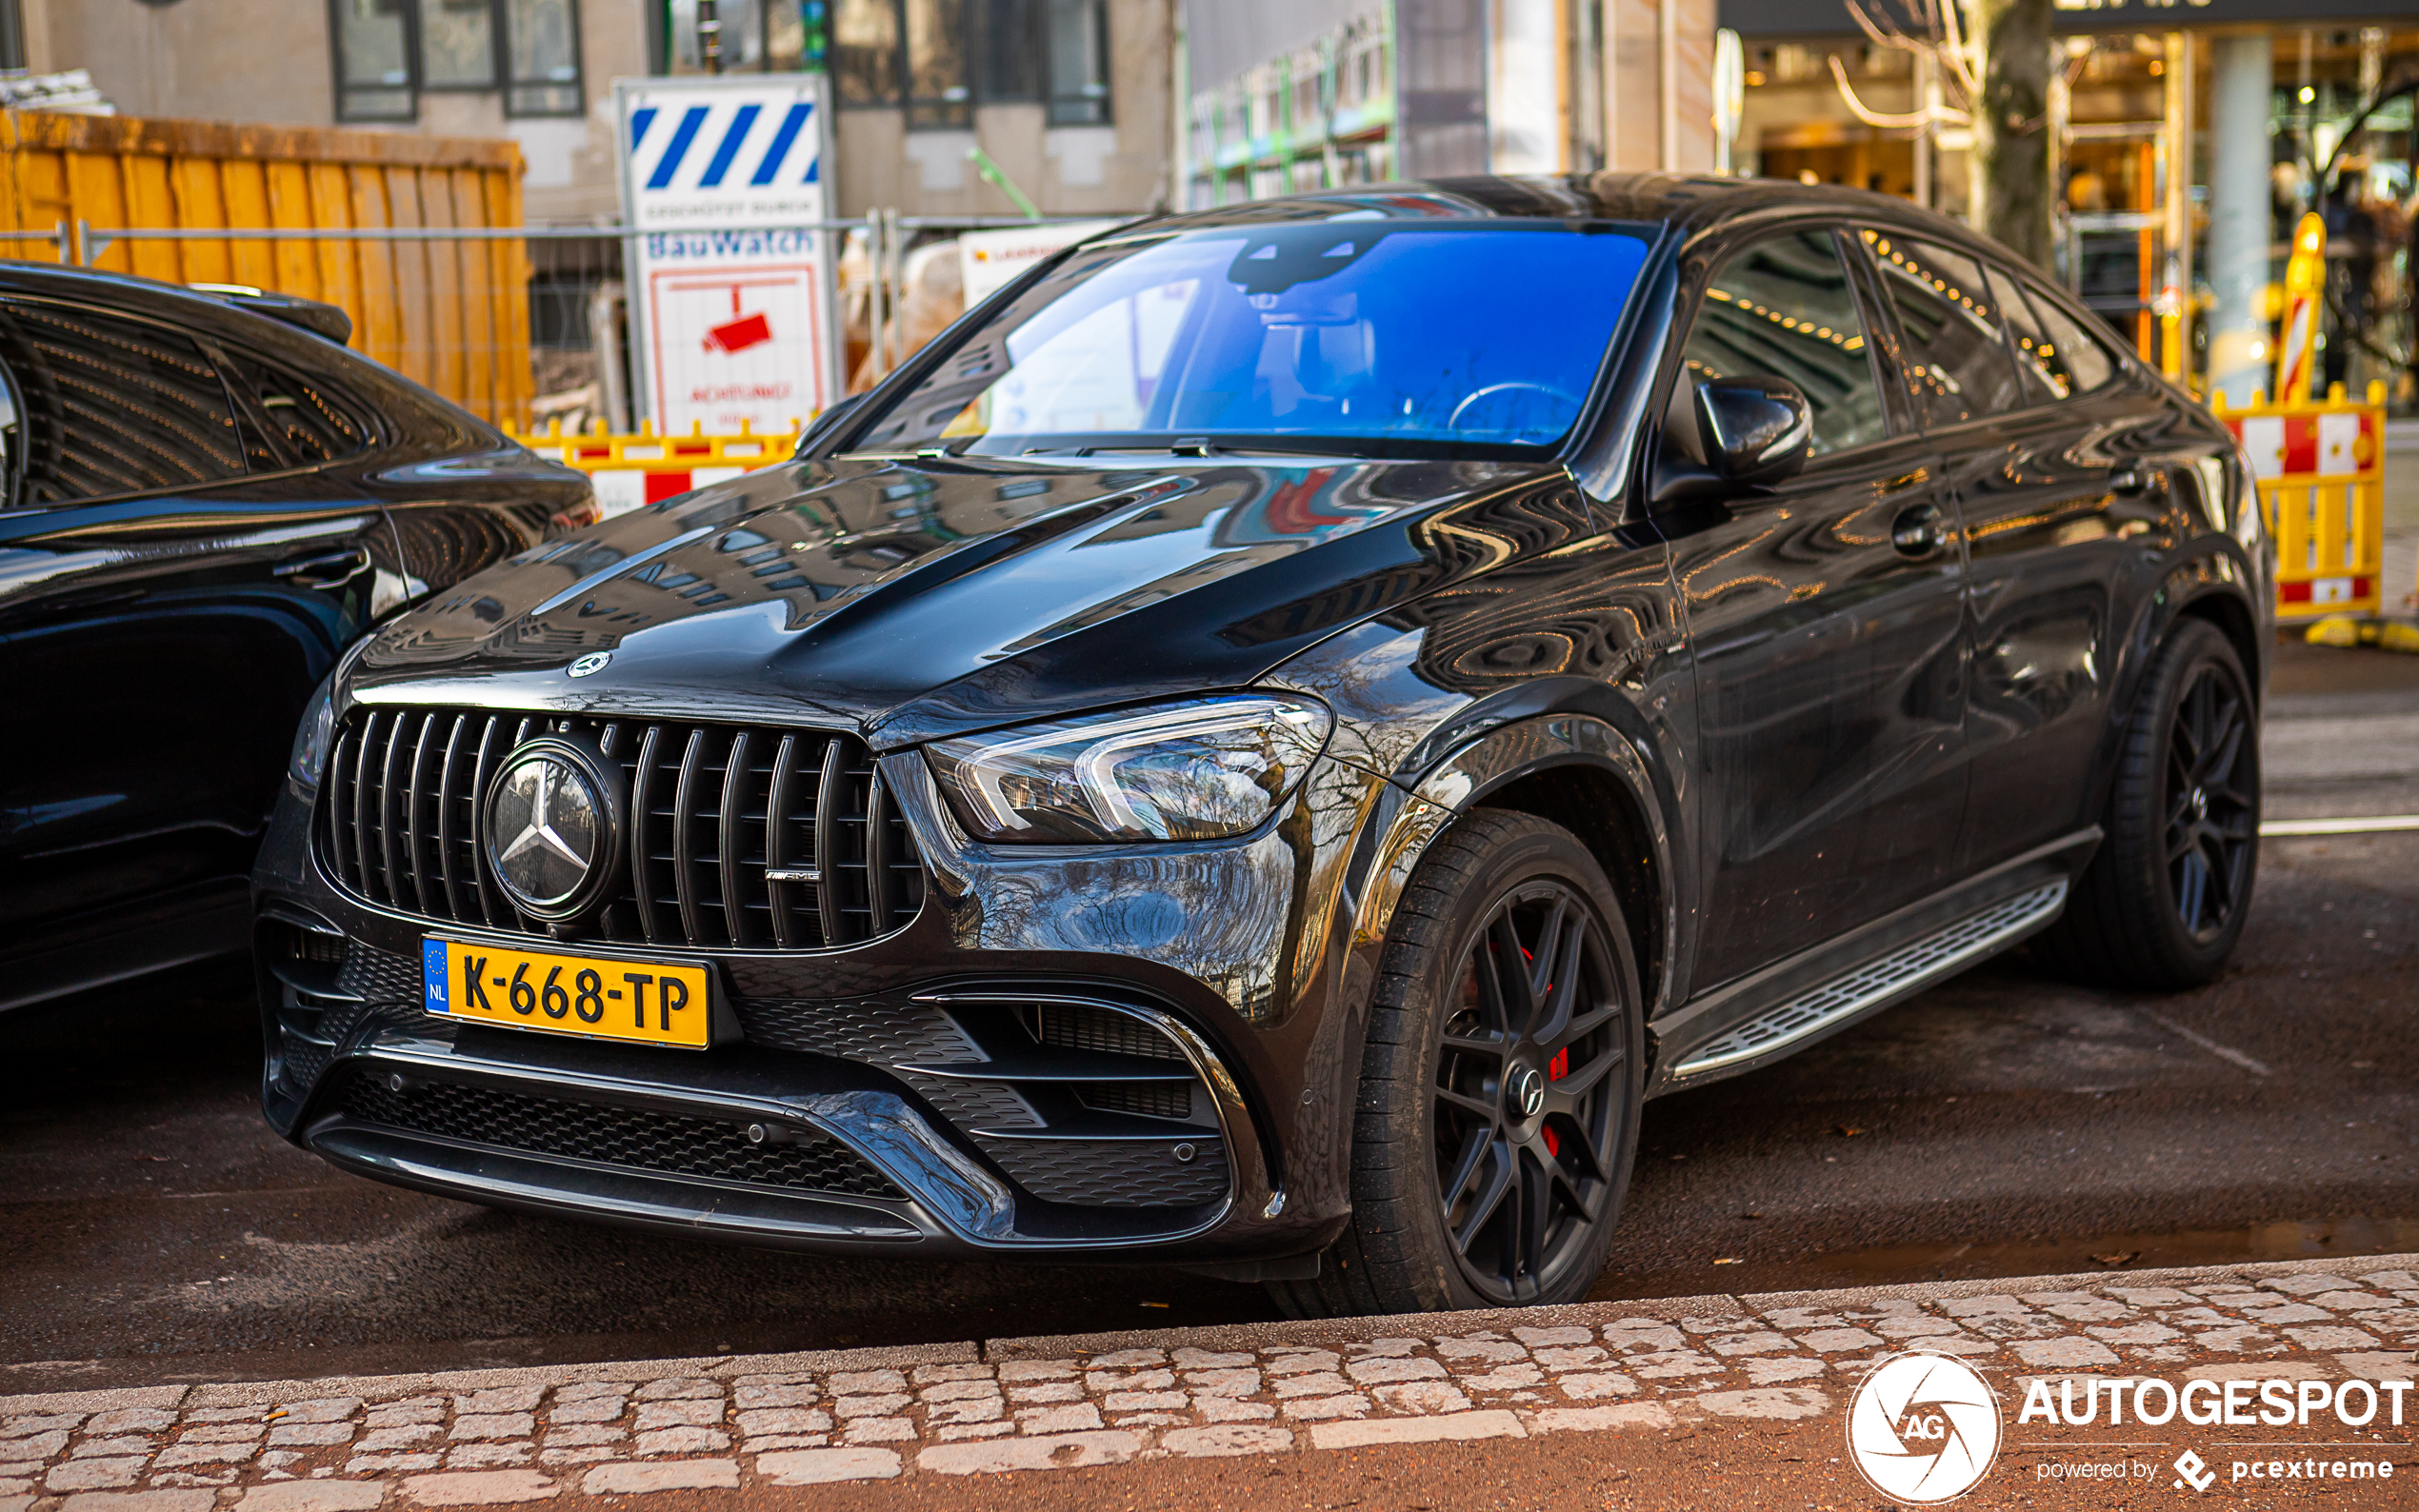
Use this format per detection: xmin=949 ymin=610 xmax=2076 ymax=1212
xmin=422 ymin=938 xmax=712 ymax=1049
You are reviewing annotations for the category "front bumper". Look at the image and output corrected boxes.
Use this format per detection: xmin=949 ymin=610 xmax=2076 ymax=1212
xmin=254 ymin=740 xmax=1398 ymax=1264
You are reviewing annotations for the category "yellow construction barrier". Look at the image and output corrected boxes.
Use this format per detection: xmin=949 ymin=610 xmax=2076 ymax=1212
xmin=2210 ymin=380 xmax=2388 ymax=622
xmin=0 ymin=109 xmax=535 ymax=428
xmin=507 ymin=419 xmax=802 ymax=517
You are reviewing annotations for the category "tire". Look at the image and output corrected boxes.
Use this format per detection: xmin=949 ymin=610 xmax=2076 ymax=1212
xmin=2034 ymin=618 xmax=2260 ymax=990
xmin=1269 ymin=809 xmax=1645 ymax=1318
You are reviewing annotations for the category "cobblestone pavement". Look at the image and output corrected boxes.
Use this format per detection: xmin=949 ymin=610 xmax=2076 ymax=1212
xmin=6 ymin=1256 xmax=2416 ymax=1508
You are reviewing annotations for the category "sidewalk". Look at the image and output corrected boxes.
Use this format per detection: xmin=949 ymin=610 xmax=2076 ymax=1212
xmin=6 ymin=1256 xmax=2416 ymax=1509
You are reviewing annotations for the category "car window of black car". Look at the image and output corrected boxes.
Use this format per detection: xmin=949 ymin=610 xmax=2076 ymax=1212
xmin=2009 ymin=275 xmax=2118 ymax=396
xmin=1986 ymin=264 xmax=2067 ymax=406
xmin=1678 ymin=228 xmax=1886 ymax=457
xmin=0 ymin=299 xmax=246 ymax=506
xmin=217 ymin=349 xmax=377 ymax=469
xmin=0 ymin=354 xmax=21 ymax=508
xmin=1861 ymin=231 xmax=2026 ymax=428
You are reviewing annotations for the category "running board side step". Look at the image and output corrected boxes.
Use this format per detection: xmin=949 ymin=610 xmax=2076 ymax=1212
xmin=1669 ymin=882 xmax=2069 ymax=1080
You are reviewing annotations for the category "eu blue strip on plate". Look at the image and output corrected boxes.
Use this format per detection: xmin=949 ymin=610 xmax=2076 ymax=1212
xmin=423 ymin=939 xmax=450 ymax=1013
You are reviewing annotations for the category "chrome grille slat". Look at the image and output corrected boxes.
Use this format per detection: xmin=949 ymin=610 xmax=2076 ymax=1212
xmin=317 ymin=707 xmax=914 ymax=951
xmin=629 ymin=723 xmax=665 ymax=942
xmin=720 ymin=730 xmax=753 ymax=949
xmin=813 ymin=736 xmax=845 ymax=949
xmin=435 ymin=713 xmax=468 ymax=920
xmin=404 ymin=713 xmax=438 ymax=917
xmin=671 ymin=727 xmax=706 ymax=947
xmin=468 ymin=715 xmax=509 ymax=927
xmin=765 ymin=733 xmax=801 ymax=950
xmin=376 ymin=710 xmax=410 ymax=906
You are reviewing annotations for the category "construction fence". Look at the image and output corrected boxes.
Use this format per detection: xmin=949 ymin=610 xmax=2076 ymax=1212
xmin=0 ymin=109 xmax=1130 ymax=436
xmin=2213 ymin=380 xmax=2391 ymax=623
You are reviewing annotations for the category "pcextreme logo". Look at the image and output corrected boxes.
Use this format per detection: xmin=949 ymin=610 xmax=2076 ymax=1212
xmin=1847 ymin=1350 xmax=2004 ymax=1504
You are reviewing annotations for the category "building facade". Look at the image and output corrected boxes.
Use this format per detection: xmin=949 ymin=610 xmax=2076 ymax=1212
xmin=1719 ymin=0 xmax=2418 ymax=408
xmin=10 ymin=0 xmax=1172 ymax=223
xmin=1180 ymin=0 xmax=1718 ymax=208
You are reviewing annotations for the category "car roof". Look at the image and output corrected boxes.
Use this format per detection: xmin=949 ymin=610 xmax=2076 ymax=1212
xmin=0 ymin=258 xmax=347 ymax=348
xmin=1136 ymin=173 xmax=2004 ymax=258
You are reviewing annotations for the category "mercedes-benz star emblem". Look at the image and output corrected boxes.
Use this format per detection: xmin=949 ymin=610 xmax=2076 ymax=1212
xmin=1507 ymin=1064 xmax=1546 ymax=1120
xmin=568 ymin=651 xmax=611 ymax=677
xmin=487 ymin=755 xmax=599 ymax=910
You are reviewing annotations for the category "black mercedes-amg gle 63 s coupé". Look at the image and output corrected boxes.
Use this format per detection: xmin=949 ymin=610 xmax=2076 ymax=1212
xmin=256 ymin=175 xmax=2269 ymax=1316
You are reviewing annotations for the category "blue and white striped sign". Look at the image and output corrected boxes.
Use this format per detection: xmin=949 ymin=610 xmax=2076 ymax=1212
xmin=626 ymin=97 xmax=821 ymax=199
xmin=615 ymin=75 xmax=840 ymax=435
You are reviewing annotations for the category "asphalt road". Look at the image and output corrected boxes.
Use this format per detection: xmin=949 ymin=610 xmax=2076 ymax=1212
xmin=6 ymin=639 xmax=2416 ymax=1397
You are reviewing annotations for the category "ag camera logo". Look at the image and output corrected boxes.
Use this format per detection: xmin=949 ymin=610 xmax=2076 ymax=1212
xmin=1848 ymin=1350 xmax=2003 ymax=1504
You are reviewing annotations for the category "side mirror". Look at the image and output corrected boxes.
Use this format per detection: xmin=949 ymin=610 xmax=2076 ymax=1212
xmin=1651 ymin=373 xmax=1812 ymax=507
xmin=1697 ymin=375 xmax=1811 ymax=487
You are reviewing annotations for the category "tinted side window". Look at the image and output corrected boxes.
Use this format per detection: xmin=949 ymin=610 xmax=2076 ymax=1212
xmin=1863 ymin=231 xmax=2024 ymax=428
xmin=0 ymin=301 xmax=245 ymax=505
xmin=1987 ymin=265 xmax=2067 ymax=405
xmin=1681 ymin=229 xmax=1886 ymax=456
xmin=2015 ymin=279 xmax=2118 ymax=395
xmin=221 ymin=351 xmax=376 ymax=468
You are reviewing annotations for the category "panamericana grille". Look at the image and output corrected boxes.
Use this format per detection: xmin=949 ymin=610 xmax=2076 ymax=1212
xmin=322 ymin=708 xmax=924 ymax=949
xmin=339 ymin=1075 xmax=903 ymax=1199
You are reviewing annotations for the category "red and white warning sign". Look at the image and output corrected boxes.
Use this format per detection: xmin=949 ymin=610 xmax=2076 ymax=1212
xmin=615 ymin=74 xmax=840 ymax=436
xmin=646 ymin=269 xmax=823 ymax=435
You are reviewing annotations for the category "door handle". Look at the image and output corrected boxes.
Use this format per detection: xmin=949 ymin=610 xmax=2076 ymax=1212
xmin=1889 ymin=503 xmax=1945 ymax=559
xmin=274 ymin=547 xmax=372 ymax=589
xmin=2107 ymin=467 xmax=2151 ymax=496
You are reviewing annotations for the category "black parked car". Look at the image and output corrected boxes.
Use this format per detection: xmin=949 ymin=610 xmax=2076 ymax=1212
xmin=1 ymin=265 xmax=593 ymax=1012
xmin=254 ymin=177 xmax=2269 ymax=1316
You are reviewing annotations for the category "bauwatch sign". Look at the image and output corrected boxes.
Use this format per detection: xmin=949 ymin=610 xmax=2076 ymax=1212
xmin=1847 ymin=1350 xmax=2004 ymax=1504
xmin=613 ymin=72 xmax=841 ymax=448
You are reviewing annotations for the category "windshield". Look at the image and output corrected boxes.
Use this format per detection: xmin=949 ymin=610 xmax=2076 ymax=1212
xmin=849 ymin=221 xmax=1652 ymax=456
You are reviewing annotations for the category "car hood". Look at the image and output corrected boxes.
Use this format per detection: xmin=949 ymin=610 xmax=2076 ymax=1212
xmin=350 ymin=451 xmax=1573 ymax=747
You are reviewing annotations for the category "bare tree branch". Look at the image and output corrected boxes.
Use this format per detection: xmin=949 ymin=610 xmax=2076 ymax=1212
xmin=1829 ymin=53 xmax=1971 ymax=128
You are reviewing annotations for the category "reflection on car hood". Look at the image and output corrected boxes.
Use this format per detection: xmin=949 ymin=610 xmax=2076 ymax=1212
xmin=351 ymin=452 xmax=1574 ymax=746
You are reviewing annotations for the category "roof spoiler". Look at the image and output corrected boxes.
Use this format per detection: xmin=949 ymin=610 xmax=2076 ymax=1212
xmin=188 ymin=283 xmax=354 ymax=347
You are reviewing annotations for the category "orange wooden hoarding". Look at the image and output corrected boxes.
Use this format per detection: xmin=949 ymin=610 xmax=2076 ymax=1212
xmin=0 ymin=109 xmax=531 ymax=428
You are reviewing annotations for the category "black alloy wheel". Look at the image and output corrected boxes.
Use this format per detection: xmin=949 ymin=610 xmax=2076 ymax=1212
xmin=1267 ymin=808 xmax=1644 ymax=1318
xmin=2034 ymin=618 xmax=2260 ymax=990
xmin=1433 ymin=880 xmax=1629 ymax=1304
xmin=2162 ymin=662 xmax=2256 ymax=940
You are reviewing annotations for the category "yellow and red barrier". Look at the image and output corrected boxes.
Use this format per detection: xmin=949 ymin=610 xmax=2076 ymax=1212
xmin=508 ymin=419 xmax=803 ymax=517
xmin=2211 ymin=380 xmax=2388 ymax=621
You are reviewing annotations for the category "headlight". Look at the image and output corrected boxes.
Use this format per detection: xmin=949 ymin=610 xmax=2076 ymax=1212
xmin=925 ymin=695 xmax=1332 ymax=844
xmin=287 ymin=667 xmax=340 ymax=802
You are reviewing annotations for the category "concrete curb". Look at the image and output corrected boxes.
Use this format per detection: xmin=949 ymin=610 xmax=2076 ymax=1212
xmin=5 ymin=1253 xmax=2415 ymax=1499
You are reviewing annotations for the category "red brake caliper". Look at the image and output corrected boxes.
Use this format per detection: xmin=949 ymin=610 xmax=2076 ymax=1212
xmin=1542 ymin=1047 xmax=1569 ymax=1156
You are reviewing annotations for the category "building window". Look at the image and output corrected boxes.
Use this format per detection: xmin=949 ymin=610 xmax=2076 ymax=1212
xmin=833 ymin=0 xmax=1106 ymax=127
xmin=330 ymin=0 xmax=585 ymax=121
xmin=832 ymin=0 xmax=901 ymax=103
xmin=905 ymin=0 xmax=971 ymax=128
xmin=332 ymin=0 xmax=417 ymax=120
xmin=1043 ymin=0 xmax=1108 ymax=125
xmin=507 ymin=0 xmax=583 ymax=113
xmin=422 ymin=0 xmax=497 ymax=88
xmin=665 ymin=0 xmax=831 ymax=74
xmin=980 ymin=0 xmax=1041 ymax=102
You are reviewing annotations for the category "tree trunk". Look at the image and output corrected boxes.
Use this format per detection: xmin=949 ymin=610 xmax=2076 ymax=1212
xmin=1969 ymin=0 xmax=2052 ymax=269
